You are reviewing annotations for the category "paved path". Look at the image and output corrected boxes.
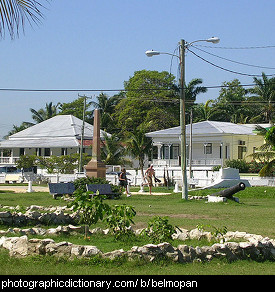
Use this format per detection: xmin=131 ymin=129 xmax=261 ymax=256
xmin=129 ymin=192 xmax=171 ymax=196
xmin=0 ymin=185 xmax=49 ymax=193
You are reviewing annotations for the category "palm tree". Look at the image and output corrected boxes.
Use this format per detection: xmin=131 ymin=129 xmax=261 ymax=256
xmin=30 ymin=102 xmax=59 ymax=124
xmin=125 ymin=127 xmax=152 ymax=176
xmin=101 ymin=133 xmax=132 ymax=166
xmin=185 ymin=78 xmax=207 ymax=103
xmin=90 ymin=93 xmax=123 ymax=133
xmin=193 ymin=99 xmax=216 ymax=122
xmin=0 ymin=0 xmax=47 ymax=39
xmin=251 ymin=125 xmax=275 ymax=176
xmin=249 ymin=73 xmax=275 ymax=123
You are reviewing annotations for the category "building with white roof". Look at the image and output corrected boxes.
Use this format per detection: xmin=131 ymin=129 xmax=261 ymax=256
xmin=146 ymin=120 xmax=265 ymax=169
xmin=0 ymin=115 xmax=108 ymax=167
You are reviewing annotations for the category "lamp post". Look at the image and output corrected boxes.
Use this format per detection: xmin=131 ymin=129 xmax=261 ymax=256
xmin=146 ymin=37 xmax=220 ymax=200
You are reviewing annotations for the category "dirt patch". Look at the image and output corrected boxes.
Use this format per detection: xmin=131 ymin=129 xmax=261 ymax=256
xmin=137 ymin=212 xmax=218 ymax=220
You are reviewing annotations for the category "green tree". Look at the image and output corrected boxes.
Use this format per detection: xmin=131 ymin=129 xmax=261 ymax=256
xmin=248 ymin=73 xmax=275 ymax=123
xmin=30 ymin=102 xmax=59 ymax=124
xmin=0 ymin=0 xmax=48 ymax=39
xmin=184 ymin=78 xmax=207 ymax=115
xmin=90 ymin=93 xmax=123 ymax=133
xmin=114 ymin=70 xmax=178 ymax=135
xmin=125 ymin=127 xmax=152 ymax=176
xmin=5 ymin=122 xmax=33 ymax=137
xmin=101 ymin=133 xmax=132 ymax=166
xmin=251 ymin=126 xmax=275 ymax=177
xmin=59 ymin=96 xmax=93 ymax=123
xmin=212 ymin=79 xmax=248 ymax=123
xmin=192 ymin=99 xmax=216 ymax=122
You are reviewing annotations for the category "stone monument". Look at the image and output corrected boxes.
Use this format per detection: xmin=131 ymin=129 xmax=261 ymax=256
xmin=85 ymin=109 xmax=106 ymax=178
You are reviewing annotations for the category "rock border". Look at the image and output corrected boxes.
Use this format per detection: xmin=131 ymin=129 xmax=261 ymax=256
xmin=0 ymin=225 xmax=274 ymax=263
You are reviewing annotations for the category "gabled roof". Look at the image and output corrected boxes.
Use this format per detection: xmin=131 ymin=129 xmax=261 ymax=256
xmin=0 ymin=115 xmax=109 ymax=148
xmin=146 ymin=121 xmax=258 ymax=138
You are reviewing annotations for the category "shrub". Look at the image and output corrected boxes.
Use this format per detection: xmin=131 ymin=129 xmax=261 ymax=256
xmin=73 ymin=177 xmax=121 ymax=198
xmin=142 ymin=216 xmax=176 ymax=244
xmin=105 ymin=204 xmax=136 ymax=240
xmin=225 ymin=159 xmax=249 ymax=173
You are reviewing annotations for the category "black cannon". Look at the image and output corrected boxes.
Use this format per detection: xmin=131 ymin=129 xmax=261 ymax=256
xmin=211 ymin=182 xmax=246 ymax=202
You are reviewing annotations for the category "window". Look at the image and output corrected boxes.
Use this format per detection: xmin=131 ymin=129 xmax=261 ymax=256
xmin=204 ymin=143 xmax=212 ymax=154
xmin=61 ymin=148 xmax=67 ymax=155
xmin=44 ymin=148 xmax=51 ymax=157
xmin=19 ymin=148 xmax=25 ymax=156
xmin=36 ymin=148 xmax=42 ymax=156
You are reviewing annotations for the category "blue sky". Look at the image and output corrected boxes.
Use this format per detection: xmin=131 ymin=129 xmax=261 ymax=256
xmin=0 ymin=0 xmax=274 ymax=138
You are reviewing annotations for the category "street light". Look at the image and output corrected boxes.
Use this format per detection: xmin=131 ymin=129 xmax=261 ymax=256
xmin=145 ymin=37 xmax=220 ymax=200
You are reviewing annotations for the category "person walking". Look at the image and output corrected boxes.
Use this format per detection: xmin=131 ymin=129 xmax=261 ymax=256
xmin=119 ymin=168 xmax=131 ymax=197
xmin=144 ymin=164 xmax=155 ymax=195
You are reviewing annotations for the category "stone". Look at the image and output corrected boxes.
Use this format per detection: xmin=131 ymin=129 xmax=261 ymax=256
xmin=103 ymin=249 xmax=125 ymax=260
xmin=7 ymin=235 xmax=29 ymax=257
xmin=82 ymin=245 xmax=102 ymax=257
xmin=207 ymin=196 xmax=227 ymax=203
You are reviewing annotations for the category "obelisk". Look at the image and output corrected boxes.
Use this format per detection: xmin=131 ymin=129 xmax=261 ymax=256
xmin=85 ymin=109 xmax=106 ymax=178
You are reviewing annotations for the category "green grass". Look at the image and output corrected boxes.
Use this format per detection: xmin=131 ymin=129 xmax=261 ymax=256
xmin=0 ymin=185 xmax=275 ymax=275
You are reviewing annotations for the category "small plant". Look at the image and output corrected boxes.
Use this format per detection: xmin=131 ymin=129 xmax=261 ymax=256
xmin=142 ymin=216 xmax=176 ymax=244
xmin=68 ymin=189 xmax=110 ymax=238
xmin=197 ymin=223 xmax=228 ymax=242
xmin=105 ymin=204 xmax=136 ymax=240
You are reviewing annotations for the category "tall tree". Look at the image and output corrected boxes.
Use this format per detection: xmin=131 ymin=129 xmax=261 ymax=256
xmin=125 ymin=127 xmax=152 ymax=176
xmin=90 ymin=93 xmax=123 ymax=133
xmin=101 ymin=133 xmax=131 ymax=166
xmin=248 ymin=73 xmax=275 ymax=123
xmin=212 ymin=79 xmax=248 ymax=123
xmin=192 ymin=99 xmax=216 ymax=122
xmin=0 ymin=0 xmax=48 ymax=39
xmin=185 ymin=78 xmax=207 ymax=108
xmin=114 ymin=70 xmax=179 ymax=135
xmin=30 ymin=102 xmax=59 ymax=124
xmin=252 ymin=126 xmax=275 ymax=177
xmin=59 ymin=96 xmax=93 ymax=123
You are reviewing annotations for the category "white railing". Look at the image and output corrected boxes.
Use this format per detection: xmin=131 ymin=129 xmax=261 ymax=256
xmin=152 ymin=158 xmax=222 ymax=167
xmin=0 ymin=157 xmax=20 ymax=165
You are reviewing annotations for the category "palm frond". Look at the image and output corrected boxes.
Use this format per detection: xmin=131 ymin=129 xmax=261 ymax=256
xmin=0 ymin=0 xmax=47 ymax=39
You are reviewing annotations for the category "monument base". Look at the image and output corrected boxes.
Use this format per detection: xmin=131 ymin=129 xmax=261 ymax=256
xmin=85 ymin=160 xmax=106 ymax=178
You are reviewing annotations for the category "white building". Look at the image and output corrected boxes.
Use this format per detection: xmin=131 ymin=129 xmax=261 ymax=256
xmin=0 ymin=115 xmax=108 ymax=169
xmin=146 ymin=120 xmax=265 ymax=170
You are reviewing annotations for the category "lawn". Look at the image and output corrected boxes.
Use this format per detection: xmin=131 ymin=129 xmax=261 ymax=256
xmin=0 ymin=185 xmax=274 ymax=275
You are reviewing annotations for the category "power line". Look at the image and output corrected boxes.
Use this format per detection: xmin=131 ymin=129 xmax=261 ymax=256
xmin=187 ymin=48 xmax=275 ymax=77
xmin=191 ymin=45 xmax=275 ymax=70
xmin=0 ymin=82 xmax=272 ymax=93
xmin=194 ymin=44 xmax=275 ymax=50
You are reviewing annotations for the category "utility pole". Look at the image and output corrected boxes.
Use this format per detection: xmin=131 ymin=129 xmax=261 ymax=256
xmin=179 ymin=39 xmax=188 ymax=200
xmin=189 ymin=108 xmax=193 ymax=179
xmin=79 ymin=95 xmax=87 ymax=173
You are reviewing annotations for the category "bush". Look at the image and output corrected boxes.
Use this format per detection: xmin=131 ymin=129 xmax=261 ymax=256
xmin=225 ymin=159 xmax=249 ymax=173
xmin=73 ymin=177 xmax=121 ymax=197
xmin=142 ymin=216 xmax=176 ymax=244
xmin=105 ymin=204 xmax=136 ymax=240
